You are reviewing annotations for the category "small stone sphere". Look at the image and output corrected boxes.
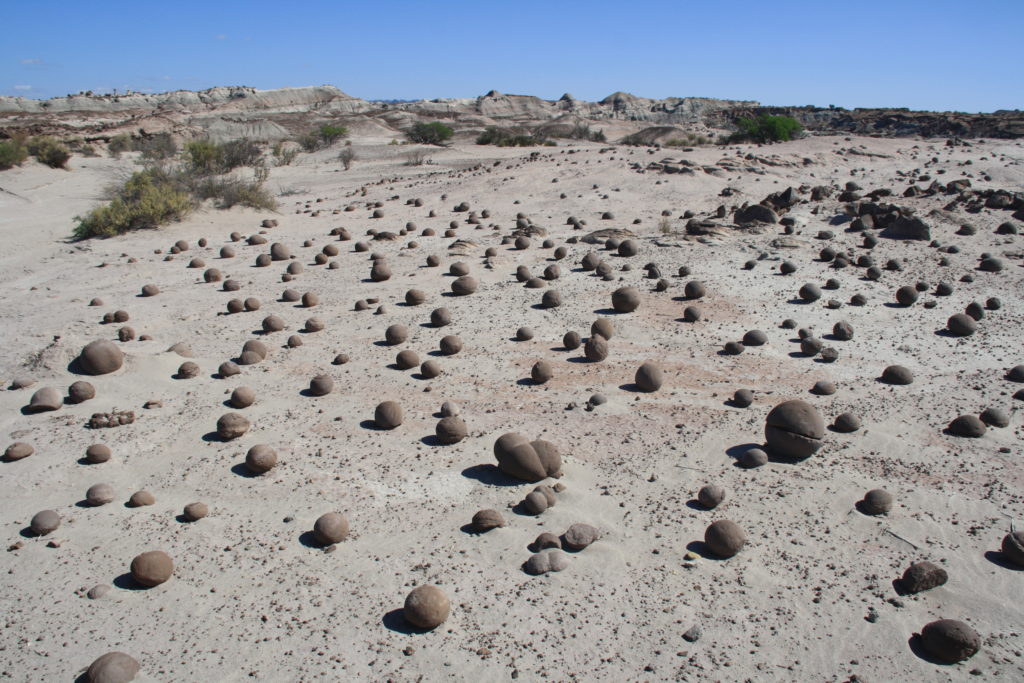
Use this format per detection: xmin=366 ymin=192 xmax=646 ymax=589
xmin=800 ymin=337 xmax=823 ymax=357
xmin=4 ymin=442 xmax=34 ymax=461
xmin=226 ymin=299 xmax=245 ymax=314
xmin=533 ymin=532 xmax=561 ymax=550
xmin=635 ymin=362 xmax=663 ymax=392
xmin=799 ymin=283 xmax=822 ymax=302
xmin=682 ymin=306 xmax=701 ymax=322
xmin=141 ymin=284 xmax=159 ymax=297
xmin=86 ymin=483 xmax=115 ymax=506
xmin=130 ymin=550 xmax=174 ymax=587
xmin=947 ymin=313 xmax=977 ymax=336
xmin=562 ymin=331 xmax=581 ymax=350
xmin=420 ymin=360 xmax=442 ymax=378
xmin=779 ymin=260 xmax=797 ymax=275
xmin=374 ymin=401 xmax=403 ymax=429
xmin=384 ymin=324 xmax=408 ymax=346
xmin=245 ymin=445 xmax=277 ymax=474
xmin=531 ymin=361 xmax=553 ymax=384
xmin=217 ymin=413 xmax=250 ymax=439
xmin=430 ymin=307 xmax=451 ymax=327
xmin=611 ymin=286 xmax=641 ymax=313
xmin=30 ymin=509 xmax=60 ymax=536
xmin=439 ymin=335 xmax=463 ymax=355
xmin=435 ymin=416 xmax=467 ymax=444
xmin=1001 ymin=531 xmax=1024 ymax=567
xmin=697 ymin=485 xmax=725 ymax=509
xmin=230 ymin=386 xmax=256 ymax=409
xmin=516 ymin=327 xmax=534 ymax=341
xmin=451 ymin=276 xmax=478 ymax=295
xmin=832 ymin=412 xmax=861 ymax=432
xmin=128 ymin=491 xmax=155 ymax=507
xmin=301 ymin=292 xmax=319 ymax=308
xmin=979 ymin=407 xmax=1009 ymax=428
xmin=584 ymin=335 xmax=609 ymax=362
xmin=313 ymin=512 xmax=349 ymax=545
xmin=739 ymin=448 xmax=768 ymax=468
xmin=471 ymin=509 xmax=505 ymax=532
xmin=742 ymin=330 xmax=768 ymax=346
xmin=396 ymin=350 xmax=419 ymax=370
xmin=308 ymin=374 xmax=334 ymax=396
xmin=78 ymin=339 xmax=124 ymax=375
xmin=704 ymin=520 xmax=746 ymax=558
xmin=68 ymin=381 xmax=96 ymax=403
xmin=920 ymin=619 xmax=981 ymax=664
xmin=183 ymin=502 xmax=208 ymax=521
xmin=304 ymin=317 xmax=324 ymax=333
xmin=723 ymin=341 xmax=745 ymax=355
xmin=85 ymin=443 xmax=112 ymax=463
xmin=403 ymin=585 xmax=450 ymax=630
xmin=261 ymin=315 xmax=285 ymax=333
xmin=405 ymin=289 xmax=426 ymax=306
xmin=591 ymin=318 xmax=614 ymax=341
xmin=541 ymin=290 xmax=562 ymax=308
xmin=733 ymin=389 xmax=754 ymax=407
xmin=684 ymin=281 xmax=706 ymax=299
xmin=948 ymin=414 xmax=986 ymax=437
xmin=859 ymin=489 xmax=893 ymax=515
xmin=87 ymin=651 xmax=140 ymax=683
xmin=881 ymin=365 xmax=914 ymax=385
xmin=764 ymin=399 xmax=825 ymax=459
xmin=176 ymin=361 xmax=200 ymax=379
xmin=811 ymin=380 xmax=836 ymax=396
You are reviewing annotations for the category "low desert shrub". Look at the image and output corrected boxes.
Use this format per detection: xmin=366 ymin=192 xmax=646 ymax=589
xmin=408 ymin=122 xmax=453 ymax=145
xmin=138 ymin=133 xmax=177 ymax=160
xmin=272 ymin=140 xmax=298 ymax=166
xmin=298 ymin=123 xmax=348 ymax=152
xmin=0 ymin=138 xmax=28 ymax=170
xmin=726 ymin=114 xmax=802 ymax=143
xmin=74 ymin=167 xmax=193 ymax=238
xmin=339 ymin=145 xmax=356 ymax=170
xmin=477 ymin=127 xmax=549 ymax=147
xmin=27 ymin=136 xmax=71 ymax=168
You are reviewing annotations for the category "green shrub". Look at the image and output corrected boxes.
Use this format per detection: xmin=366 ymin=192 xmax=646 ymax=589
xmin=107 ymin=134 xmax=132 ymax=157
xmin=74 ymin=167 xmax=193 ymax=239
xmin=184 ymin=139 xmax=221 ymax=174
xmin=297 ymin=123 xmax=348 ymax=152
xmin=185 ymin=138 xmax=263 ymax=175
xmin=27 ymin=136 xmax=71 ymax=168
xmin=727 ymin=114 xmax=802 ymax=143
xmin=0 ymin=139 xmax=28 ymax=170
xmin=272 ymin=141 xmax=298 ymax=166
xmin=408 ymin=121 xmax=454 ymax=145
xmin=138 ymin=133 xmax=177 ymax=160
xmin=476 ymin=127 xmax=547 ymax=147
xmin=189 ymin=175 xmax=276 ymax=210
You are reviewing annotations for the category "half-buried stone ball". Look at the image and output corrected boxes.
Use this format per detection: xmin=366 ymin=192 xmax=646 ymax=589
xmin=635 ymin=362 xmax=663 ymax=392
xmin=516 ymin=327 xmax=534 ymax=341
xmin=230 ymin=386 xmax=255 ymax=409
xmin=430 ymin=308 xmax=451 ymax=327
xmin=947 ymin=313 xmax=977 ymax=337
xmin=78 ymin=340 xmax=124 ymax=375
xmin=563 ymin=523 xmax=599 ymax=551
xmin=858 ymin=489 xmax=893 ymax=515
xmin=541 ymin=290 xmax=562 ymax=308
xmin=764 ymin=400 xmax=825 ymax=459
xmin=86 ymin=443 xmax=112 ymax=463
xmin=68 ymin=381 xmax=96 ymax=403
xmin=4 ymin=442 xmax=34 ymax=461
xmin=900 ymin=561 xmax=948 ymax=594
xmin=405 ymin=289 xmax=426 ymax=306
xmin=919 ymin=619 xmax=981 ymax=663
xmin=591 ymin=318 xmax=614 ymax=341
xmin=86 ymin=651 xmax=140 ymax=683
xmin=86 ymin=483 xmax=114 ymax=506
xmin=177 ymin=362 xmax=200 ymax=379
xmin=27 ymin=387 xmax=62 ymax=413
xmin=217 ymin=413 xmax=250 ymax=440
xmin=374 ymin=401 xmax=403 ymax=429
xmin=895 ymin=285 xmax=919 ymax=307
xmin=435 ymin=416 xmax=467 ymax=444
xmin=739 ymin=447 xmax=769 ymax=468
xmin=370 ymin=262 xmax=391 ymax=282
xmin=403 ymin=585 xmax=450 ymax=630
xmin=493 ymin=433 xmax=562 ymax=482
xmin=261 ymin=315 xmax=284 ymax=333
xmin=30 ymin=510 xmax=60 ymax=536
xmin=130 ymin=550 xmax=174 ymax=587
xmin=682 ymin=306 xmax=701 ymax=322
xmin=308 ymin=374 xmax=334 ymax=396
xmin=451 ymin=276 xmax=478 ymax=295
xmin=183 ymin=502 xmax=208 ymax=521
xmin=524 ymin=549 xmax=569 ymax=575
xmin=742 ymin=330 xmax=768 ymax=346
xmin=420 ymin=360 xmax=442 ymax=378
xmin=697 ymin=485 xmax=725 ymax=509
xmin=881 ymin=365 xmax=913 ymax=385
xmin=141 ymin=284 xmax=159 ymax=297
xmin=723 ymin=341 xmax=745 ymax=355
xmin=979 ymin=407 xmax=1008 ymax=428
xmin=798 ymin=283 xmax=822 ymax=303
xmin=704 ymin=520 xmax=746 ymax=558
xmin=313 ymin=512 xmax=349 ymax=545
xmin=471 ymin=509 xmax=505 ymax=532
xmin=611 ymin=286 xmax=640 ymax=313
xmin=832 ymin=412 xmax=861 ymax=433
xmin=1001 ymin=531 xmax=1024 ymax=567
xmin=948 ymin=414 xmax=985 ymax=437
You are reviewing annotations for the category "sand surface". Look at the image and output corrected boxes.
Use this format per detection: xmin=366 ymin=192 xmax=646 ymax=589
xmin=0 ymin=134 xmax=1022 ymax=682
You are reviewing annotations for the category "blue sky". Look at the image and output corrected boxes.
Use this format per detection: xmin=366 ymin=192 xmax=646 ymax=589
xmin=2 ymin=0 xmax=1022 ymax=112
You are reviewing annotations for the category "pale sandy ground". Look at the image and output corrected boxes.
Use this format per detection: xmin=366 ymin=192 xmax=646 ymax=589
xmin=0 ymin=132 xmax=1022 ymax=682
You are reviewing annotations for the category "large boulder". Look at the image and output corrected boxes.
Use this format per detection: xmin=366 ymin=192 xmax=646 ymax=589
xmin=764 ymin=400 xmax=825 ymax=459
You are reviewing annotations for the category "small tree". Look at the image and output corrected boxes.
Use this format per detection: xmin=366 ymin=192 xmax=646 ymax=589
xmin=338 ymin=146 xmax=356 ymax=170
xmin=727 ymin=114 xmax=802 ymax=143
xmin=408 ymin=122 xmax=453 ymax=145
xmin=0 ymin=138 xmax=28 ymax=170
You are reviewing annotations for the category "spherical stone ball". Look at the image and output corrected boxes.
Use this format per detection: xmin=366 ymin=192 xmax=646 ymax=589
xmin=203 ymin=268 xmax=223 ymax=283
xmin=563 ymin=331 xmax=581 ymax=350
xmin=979 ymin=407 xmax=1009 ymax=428
xmin=227 ymin=299 xmax=245 ymax=314
xmin=800 ymin=337 xmax=823 ymax=357
xmin=255 ymin=254 xmax=272 ymax=268
xmin=130 ymin=550 xmax=174 ymax=587
xmin=1007 ymin=365 xmax=1024 ymax=382
xmin=723 ymin=341 xmax=745 ymax=355
xmin=230 ymin=386 xmax=256 ymax=409
xmin=779 ymin=260 xmax=797 ymax=275
xmin=420 ymin=360 xmax=442 ymax=378
xmin=244 ymin=444 xmax=278 ymax=474
xmin=86 ymin=483 xmax=115 ymax=506
xmin=261 ymin=315 xmax=285 ymax=333
xmin=859 ymin=489 xmax=893 ymax=515
xmin=4 ymin=442 xmax=34 ymax=461
xmin=739 ymin=448 xmax=768 ymax=468
xmin=183 ymin=502 xmax=208 ymax=521
xmin=948 ymin=414 xmax=985 ymax=437
xmin=617 ymin=239 xmax=638 ymax=257
xmin=900 ymin=561 xmax=948 ymax=594
xmin=304 ymin=317 xmax=324 ymax=333
xmin=832 ymin=412 xmax=861 ymax=433
xmin=313 ymin=512 xmax=349 ymax=545
xmin=742 ymin=330 xmax=768 ymax=346
xmin=563 ymin=523 xmax=599 ymax=550
xmin=27 ymin=387 xmax=62 ymax=412
xmin=30 ymin=509 xmax=60 ymax=536
xmin=682 ymin=306 xmax=701 ymax=322
xmin=947 ymin=313 xmax=977 ymax=336
xmin=635 ymin=362 xmax=663 ymax=392
xmin=78 ymin=340 xmax=124 ymax=375
xmin=799 ymin=283 xmax=822 ymax=303
xmin=1001 ymin=531 xmax=1024 ymax=567
xmin=176 ymin=361 xmax=200 ymax=379
xmin=439 ymin=401 xmax=460 ymax=417
xmin=128 ymin=491 xmax=155 ymax=507
xmin=86 ymin=443 xmax=112 ymax=463
xmin=435 ymin=416 xmax=467 ymax=444
xmin=733 ymin=389 xmax=754 ymax=408
xmin=704 ymin=520 xmax=746 ymax=558
xmin=68 ymin=381 xmax=96 ymax=404
xmin=541 ymin=290 xmax=562 ymax=308
xmin=439 ymin=335 xmax=462 ymax=356
xmin=86 ymin=651 xmax=140 ymax=683
xmin=374 ymin=401 xmax=403 ymax=429
xmin=396 ymin=350 xmax=419 ymax=370
xmin=920 ymin=619 xmax=981 ymax=664
xmin=370 ymin=262 xmax=392 ymax=282
xmin=383 ymin=323 xmax=408 ymax=346
xmin=832 ymin=321 xmax=854 ymax=341
xmin=516 ymin=327 xmax=534 ymax=342
xmin=471 ymin=509 xmax=505 ymax=532
xmin=493 ymin=434 xmax=561 ymax=482
xmin=684 ymin=281 xmax=706 ymax=299
xmin=764 ymin=400 xmax=825 ymax=459
xmin=591 ymin=318 xmax=614 ymax=341
xmin=611 ymin=286 xmax=641 ymax=313
xmin=811 ymin=380 xmax=836 ymax=396
xmin=282 ymin=288 xmax=301 ymax=302
xmin=544 ymin=264 xmax=561 ymax=280
xmin=270 ymin=242 xmax=290 ymax=261
xmin=698 ymin=485 xmax=725 ymax=509
xmin=403 ymin=585 xmax=450 ymax=630
xmin=141 ymin=284 xmax=159 ymax=297
xmin=429 ymin=307 xmax=452 ymax=328
xmin=531 ymin=361 xmax=553 ymax=384
xmin=881 ymin=365 xmax=914 ymax=385
xmin=451 ymin=275 xmax=478 ymax=295
xmin=584 ymin=336 xmax=609 ymax=362
xmin=217 ymin=413 xmax=250 ymax=440
xmin=301 ymin=291 xmax=319 ymax=308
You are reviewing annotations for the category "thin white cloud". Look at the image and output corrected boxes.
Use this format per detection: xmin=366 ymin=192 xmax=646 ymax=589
xmin=14 ymin=85 xmax=32 ymax=91
xmin=20 ymin=59 xmax=43 ymax=65
xmin=215 ymin=34 xmax=227 ymax=40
